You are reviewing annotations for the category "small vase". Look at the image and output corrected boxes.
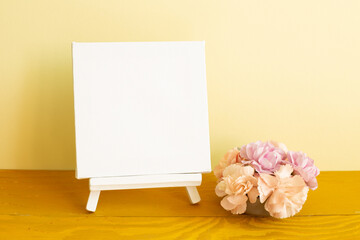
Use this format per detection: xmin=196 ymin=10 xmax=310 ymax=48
xmin=245 ymin=198 xmax=270 ymax=217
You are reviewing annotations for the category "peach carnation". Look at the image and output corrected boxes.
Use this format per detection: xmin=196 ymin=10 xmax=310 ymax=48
xmin=257 ymin=164 xmax=309 ymax=218
xmin=213 ymin=147 xmax=241 ymax=179
xmin=215 ymin=164 xmax=259 ymax=214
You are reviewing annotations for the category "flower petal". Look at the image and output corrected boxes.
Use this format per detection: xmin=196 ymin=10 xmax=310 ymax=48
xmin=275 ymin=164 xmax=293 ymax=179
xmin=240 ymin=165 xmax=255 ymax=176
xmin=307 ymin=177 xmax=318 ymax=190
xmin=258 ymin=174 xmax=277 ymax=203
xmin=231 ymin=202 xmax=247 ymax=214
xmin=220 ymin=195 xmax=247 ymax=211
xmin=227 ymin=194 xmax=248 ymax=205
xmin=215 ymin=181 xmax=226 ymax=197
xmin=247 ymin=187 xmax=259 ymax=203
xmin=223 ymin=164 xmax=242 ymax=178
xmin=220 ymin=196 xmax=237 ymax=211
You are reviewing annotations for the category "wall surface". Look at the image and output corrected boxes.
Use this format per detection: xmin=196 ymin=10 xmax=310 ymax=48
xmin=1 ymin=0 xmax=359 ymax=171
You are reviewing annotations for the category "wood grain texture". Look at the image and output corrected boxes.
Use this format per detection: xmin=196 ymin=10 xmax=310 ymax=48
xmin=0 ymin=215 xmax=360 ymax=240
xmin=0 ymin=170 xmax=359 ymax=239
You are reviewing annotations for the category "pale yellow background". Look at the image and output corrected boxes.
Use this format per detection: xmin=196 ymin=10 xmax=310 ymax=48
xmin=1 ymin=0 xmax=359 ymax=171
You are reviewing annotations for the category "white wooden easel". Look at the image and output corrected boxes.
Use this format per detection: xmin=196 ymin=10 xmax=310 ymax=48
xmin=86 ymin=173 xmax=201 ymax=212
xmin=72 ymin=41 xmax=210 ymax=212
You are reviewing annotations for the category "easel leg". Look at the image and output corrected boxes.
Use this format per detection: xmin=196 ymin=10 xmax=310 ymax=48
xmin=86 ymin=190 xmax=101 ymax=212
xmin=186 ymin=186 xmax=201 ymax=204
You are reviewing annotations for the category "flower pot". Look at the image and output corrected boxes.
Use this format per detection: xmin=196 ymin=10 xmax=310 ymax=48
xmin=245 ymin=198 xmax=270 ymax=217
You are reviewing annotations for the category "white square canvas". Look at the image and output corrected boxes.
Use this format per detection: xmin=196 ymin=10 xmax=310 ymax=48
xmin=72 ymin=41 xmax=211 ymax=179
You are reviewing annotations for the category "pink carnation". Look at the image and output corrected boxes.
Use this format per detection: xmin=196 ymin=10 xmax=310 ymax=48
xmin=240 ymin=141 xmax=286 ymax=174
xmin=287 ymin=151 xmax=320 ymax=190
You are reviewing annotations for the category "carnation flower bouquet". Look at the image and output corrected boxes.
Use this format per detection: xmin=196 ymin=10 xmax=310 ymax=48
xmin=214 ymin=141 xmax=320 ymax=219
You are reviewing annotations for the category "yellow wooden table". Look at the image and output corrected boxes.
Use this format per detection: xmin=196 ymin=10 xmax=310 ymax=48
xmin=0 ymin=170 xmax=359 ymax=239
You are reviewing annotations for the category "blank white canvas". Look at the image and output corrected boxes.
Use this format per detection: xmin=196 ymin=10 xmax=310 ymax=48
xmin=72 ymin=41 xmax=211 ymax=179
